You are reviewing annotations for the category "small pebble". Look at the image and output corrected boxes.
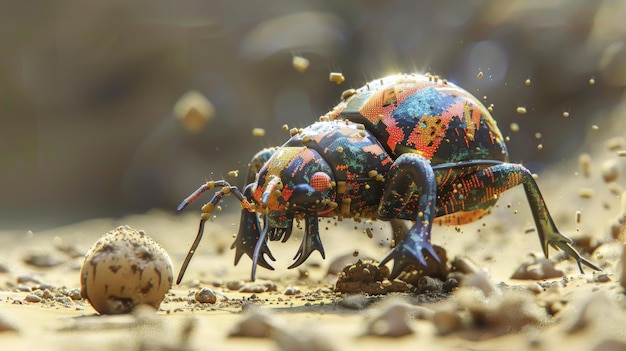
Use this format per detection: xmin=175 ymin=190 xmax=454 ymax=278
xmin=23 ymin=251 xmax=65 ymax=268
xmin=593 ymin=272 xmax=611 ymax=283
xmin=283 ymin=286 xmax=301 ymax=296
xmin=41 ymin=289 xmax=54 ymax=300
xmin=229 ymin=309 xmax=280 ymax=338
xmin=339 ymin=294 xmax=369 ymax=310
xmin=274 ymin=326 xmax=335 ymax=351
xmin=239 ymin=280 xmax=277 ymax=293
xmin=225 ymin=280 xmax=245 ymax=291
xmin=511 ymin=257 xmax=563 ymax=280
xmin=463 ymin=271 xmax=501 ymax=297
xmin=17 ymin=275 xmax=41 ymax=285
xmin=417 ymin=276 xmax=442 ymax=292
xmin=194 ymin=287 xmax=217 ymax=304
xmin=442 ymin=278 xmax=459 ymax=293
xmin=364 ymin=300 xmax=414 ymax=337
xmin=516 ymin=107 xmax=527 ymax=114
xmin=69 ymin=289 xmax=82 ymax=300
xmin=432 ymin=310 xmax=462 ymax=335
xmin=24 ymin=294 xmax=42 ymax=303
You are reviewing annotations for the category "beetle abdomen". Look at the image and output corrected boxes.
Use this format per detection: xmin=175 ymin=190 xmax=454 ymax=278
xmin=329 ymin=74 xmax=508 ymax=165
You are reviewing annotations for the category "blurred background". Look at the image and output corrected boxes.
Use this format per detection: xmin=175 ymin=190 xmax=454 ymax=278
xmin=1 ymin=0 xmax=625 ymax=230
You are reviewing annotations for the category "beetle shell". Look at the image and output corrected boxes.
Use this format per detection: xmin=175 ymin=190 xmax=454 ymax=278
xmin=328 ymin=74 xmax=507 ymax=164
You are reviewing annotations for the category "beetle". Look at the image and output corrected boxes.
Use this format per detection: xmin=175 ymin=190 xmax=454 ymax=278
xmin=175 ymin=73 xmax=600 ymax=284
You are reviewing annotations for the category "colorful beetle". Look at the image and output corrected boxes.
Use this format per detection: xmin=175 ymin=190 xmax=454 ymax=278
xmin=176 ymin=73 xmax=600 ymax=283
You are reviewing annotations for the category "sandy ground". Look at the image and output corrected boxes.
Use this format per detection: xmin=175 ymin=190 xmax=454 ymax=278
xmin=2 ymin=138 xmax=626 ymax=350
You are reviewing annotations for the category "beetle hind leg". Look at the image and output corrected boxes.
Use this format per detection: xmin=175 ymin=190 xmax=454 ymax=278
xmin=436 ymin=162 xmax=601 ymax=272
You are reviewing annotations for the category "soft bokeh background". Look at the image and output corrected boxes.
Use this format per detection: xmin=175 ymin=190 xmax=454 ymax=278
xmin=1 ymin=0 xmax=625 ymax=230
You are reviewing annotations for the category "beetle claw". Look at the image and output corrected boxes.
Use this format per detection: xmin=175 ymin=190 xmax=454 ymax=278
xmin=379 ymin=241 xmax=440 ymax=281
xmin=288 ymin=215 xmax=325 ymax=269
xmin=231 ymin=211 xmax=276 ymax=281
xmin=551 ymin=239 xmax=602 ymax=273
xmin=379 ymin=247 xmax=411 ymax=281
xmin=232 ymin=235 xmax=276 ymax=269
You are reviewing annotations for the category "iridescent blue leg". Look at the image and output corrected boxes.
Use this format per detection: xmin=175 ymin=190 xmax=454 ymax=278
xmin=377 ymin=153 xmax=440 ymax=280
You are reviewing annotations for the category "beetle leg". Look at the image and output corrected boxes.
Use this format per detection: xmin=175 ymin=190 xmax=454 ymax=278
xmin=231 ymin=183 xmax=276 ymax=280
xmin=231 ymin=210 xmax=276 ymax=269
xmin=389 ymin=218 xmax=409 ymax=248
xmin=288 ymin=214 xmax=326 ymax=269
xmin=436 ymin=162 xmax=601 ymax=272
xmin=377 ymin=153 xmax=440 ymax=280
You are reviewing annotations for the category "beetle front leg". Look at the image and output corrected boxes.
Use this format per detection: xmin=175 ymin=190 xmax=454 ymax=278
xmin=232 ymin=147 xmax=282 ymax=280
xmin=288 ymin=214 xmax=326 ymax=269
xmin=231 ymin=184 xmax=276 ymax=276
xmin=377 ymin=153 xmax=440 ymax=280
xmin=436 ymin=162 xmax=601 ymax=272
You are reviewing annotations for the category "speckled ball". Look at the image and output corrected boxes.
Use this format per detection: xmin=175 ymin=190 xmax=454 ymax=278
xmin=80 ymin=226 xmax=173 ymax=314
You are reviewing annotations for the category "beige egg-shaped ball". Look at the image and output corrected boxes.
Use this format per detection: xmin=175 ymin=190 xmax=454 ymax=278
xmin=80 ymin=226 xmax=173 ymax=314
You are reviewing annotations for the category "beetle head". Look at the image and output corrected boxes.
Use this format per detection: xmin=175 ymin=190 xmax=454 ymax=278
xmin=251 ymin=146 xmax=336 ymax=227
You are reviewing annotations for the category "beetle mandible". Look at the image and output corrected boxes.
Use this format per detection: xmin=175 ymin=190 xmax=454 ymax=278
xmin=176 ymin=73 xmax=600 ymax=283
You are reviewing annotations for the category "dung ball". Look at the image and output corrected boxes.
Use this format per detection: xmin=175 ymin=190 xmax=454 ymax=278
xmin=80 ymin=226 xmax=173 ymax=314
